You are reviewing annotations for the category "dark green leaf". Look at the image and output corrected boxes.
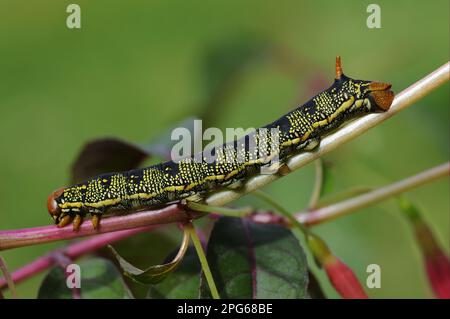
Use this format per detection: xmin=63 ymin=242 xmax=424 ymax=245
xmin=37 ymin=258 xmax=132 ymax=299
xmin=200 ymin=217 xmax=308 ymax=299
xmin=70 ymin=117 xmax=200 ymax=183
xmin=110 ymin=229 xmax=189 ymax=284
xmin=147 ymin=246 xmax=201 ymax=299
xmin=71 ymin=138 xmax=149 ymax=183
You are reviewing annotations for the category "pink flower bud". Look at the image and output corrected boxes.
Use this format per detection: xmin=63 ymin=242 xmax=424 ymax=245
xmin=307 ymin=233 xmax=368 ymax=299
xmin=425 ymin=250 xmax=450 ymax=299
xmin=399 ymin=198 xmax=450 ymax=299
xmin=324 ymin=256 xmax=368 ymax=299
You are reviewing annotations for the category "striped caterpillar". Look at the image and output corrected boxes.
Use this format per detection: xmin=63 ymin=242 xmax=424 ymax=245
xmin=47 ymin=57 xmax=394 ymax=231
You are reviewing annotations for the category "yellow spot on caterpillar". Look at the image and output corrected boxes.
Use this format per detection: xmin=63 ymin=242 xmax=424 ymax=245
xmin=60 ymin=202 xmax=83 ymax=209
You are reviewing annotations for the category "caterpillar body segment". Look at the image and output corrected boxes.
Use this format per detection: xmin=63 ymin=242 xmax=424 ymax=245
xmin=47 ymin=57 xmax=394 ymax=231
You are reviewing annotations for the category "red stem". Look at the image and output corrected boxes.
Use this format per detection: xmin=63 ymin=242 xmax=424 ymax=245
xmin=0 ymin=225 xmax=158 ymax=289
xmin=0 ymin=204 xmax=204 ymax=251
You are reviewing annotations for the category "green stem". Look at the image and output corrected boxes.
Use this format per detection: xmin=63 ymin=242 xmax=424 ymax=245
xmin=252 ymin=190 xmax=308 ymax=235
xmin=186 ymin=201 xmax=252 ymax=217
xmin=185 ymin=223 xmax=220 ymax=299
xmin=308 ymin=159 xmax=324 ymax=210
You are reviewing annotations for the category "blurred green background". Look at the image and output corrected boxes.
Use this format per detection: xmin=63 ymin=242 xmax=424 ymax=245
xmin=0 ymin=0 xmax=448 ymax=298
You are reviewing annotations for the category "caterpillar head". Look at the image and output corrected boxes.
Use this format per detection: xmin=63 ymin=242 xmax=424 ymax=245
xmin=47 ymin=187 xmax=64 ymax=224
xmin=334 ymin=56 xmax=394 ymax=113
xmin=47 ymin=186 xmax=84 ymax=227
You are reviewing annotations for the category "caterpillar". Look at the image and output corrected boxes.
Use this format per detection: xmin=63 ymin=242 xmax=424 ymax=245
xmin=47 ymin=57 xmax=394 ymax=231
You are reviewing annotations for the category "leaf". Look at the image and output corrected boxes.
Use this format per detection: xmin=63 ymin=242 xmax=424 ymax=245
xmin=147 ymin=246 xmax=201 ymax=299
xmin=37 ymin=258 xmax=132 ymax=299
xmin=110 ymin=229 xmax=190 ymax=284
xmin=102 ymin=228 xmax=182 ymax=298
xmin=200 ymin=217 xmax=308 ymax=299
xmin=71 ymin=138 xmax=149 ymax=183
xmin=70 ymin=117 xmax=200 ymax=183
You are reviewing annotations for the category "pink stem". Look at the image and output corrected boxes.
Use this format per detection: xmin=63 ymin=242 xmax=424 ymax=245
xmin=0 ymin=204 xmax=203 ymax=251
xmin=0 ymin=225 xmax=158 ymax=289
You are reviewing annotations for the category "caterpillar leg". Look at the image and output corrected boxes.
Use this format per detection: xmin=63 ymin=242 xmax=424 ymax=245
xmin=91 ymin=213 xmax=101 ymax=230
xmin=299 ymin=137 xmax=321 ymax=151
xmin=72 ymin=214 xmax=84 ymax=231
xmin=57 ymin=214 xmax=73 ymax=228
xmin=277 ymin=163 xmax=292 ymax=176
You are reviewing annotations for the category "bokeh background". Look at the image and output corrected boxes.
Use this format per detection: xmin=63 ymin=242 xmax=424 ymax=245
xmin=0 ymin=0 xmax=448 ymax=298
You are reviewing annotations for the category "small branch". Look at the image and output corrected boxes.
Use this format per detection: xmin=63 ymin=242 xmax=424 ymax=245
xmin=0 ymin=205 xmax=201 ymax=251
xmin=0 ymin=225 xmax=157 ymax=289
xmin=308 ymin=159 xmax=324 ymax=210
xmin=0 ymin=61 xmax=448 ymax=251
xmin=0 ymin=256 xmax=17 ymax=298
xmin=185 ymin=223 xmax=220 ymax=299
xmin=298 ymin=162 xmax=450 ymax=226
xmin=205 ymin=61 xmax=450 ymax=207
xmin=1 ymin=162 xmax=447 ymax=290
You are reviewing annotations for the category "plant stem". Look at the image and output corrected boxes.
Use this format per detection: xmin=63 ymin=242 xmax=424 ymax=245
xmin=185 ymin=223 xmax=220 ymax=299
xmin=298 ymin=162 xmax=450 ymax=226
xmin=204 ymin=61 xmax=449 ymax=207
xmin=308 ymin=159 xmax=324 ymax=209
xmin=0 ymin=205 xmax=199 ymax=251
xmin=186 ymin=201 xmax=252 ymax=217
xmin=0 ymin=62 xmax=448 ymax=251
xmin=252 ymin=190 xmax=308 ymax=234
xmin=1 ymin=162 xmax=447 ymax=291
xmin=315 ymin=186 xmax=373 ymax=208
xmin=0 ymin=256 xmax=17 ymax=298
xmin=0 ymin=225 xmax=157 ymax=289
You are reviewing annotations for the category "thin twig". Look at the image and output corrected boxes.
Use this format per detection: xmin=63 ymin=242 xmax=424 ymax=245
xmin=185 ymin=223 xmax=220 ymax=299
xmin=0 ymin=256 xmax=17 ymax=298
xmin=0 ymin=61 xmax=448 ymax=251
xmin=308 ymin=159 xmax=324 ymax=209
xmin=205 ymin=61 xmax=450 ymax=207
xmin=0 ymin=206 xmax=199 ymax=251
xmin=1 ymin=162 xmax=447 ymax=290
xmin=298 ymin=162 xmax=450 ymax=226
xmin=0 ymin=225 xmax=157 ymax=288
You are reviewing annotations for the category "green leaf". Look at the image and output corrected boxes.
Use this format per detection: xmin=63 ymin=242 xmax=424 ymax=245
xmin=110 ymin=229 xmax=190 ymax=284
xmin=147 ymin=246 xmax=201 ymax=299
xmin=37 ymin=258 xmax=132 ymax=299
xmin=102 ymin=228 xmax=182 ymax=298
xmin=200 ymin=217 xmax=309 ymax=299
